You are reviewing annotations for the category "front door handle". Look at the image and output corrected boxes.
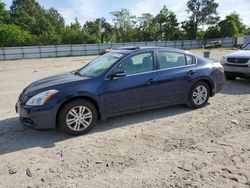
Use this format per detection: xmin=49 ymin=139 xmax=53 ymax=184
xmin=187 ymin=70 xmax=196 ymax=75
xmin=146 ymin=79 xmax=157 ymax=85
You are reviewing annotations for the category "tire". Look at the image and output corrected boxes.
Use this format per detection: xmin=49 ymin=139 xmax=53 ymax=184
xmin=187 ymin=81 xmax=210 ymax=109
xmin=58 ymin=99 xmax=98 ymax=136
xmin=225 ymin=73 xmax=236 ymax=80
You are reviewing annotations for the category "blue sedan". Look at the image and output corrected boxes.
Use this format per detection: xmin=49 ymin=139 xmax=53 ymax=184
xmin=16 ymin=47 xmax=224 ymax=135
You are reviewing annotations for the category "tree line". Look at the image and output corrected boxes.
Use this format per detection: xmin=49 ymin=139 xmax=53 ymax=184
xmin=0 ymin=0 xmax=249 ymax=47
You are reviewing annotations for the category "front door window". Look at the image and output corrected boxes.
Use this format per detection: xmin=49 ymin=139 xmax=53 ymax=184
xmin=114 ymin=52 xmax=154 ymax=75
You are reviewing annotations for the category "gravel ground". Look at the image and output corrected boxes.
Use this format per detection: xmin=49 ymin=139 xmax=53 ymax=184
xmin=0 ymin=49 xmax=249 ymax=188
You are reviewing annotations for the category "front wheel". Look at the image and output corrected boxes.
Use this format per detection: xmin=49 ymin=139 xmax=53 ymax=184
xmin=187 ymin=81 xmax=210 ymax=109
xmin=58 ymin=99 xmax=98 ymax=136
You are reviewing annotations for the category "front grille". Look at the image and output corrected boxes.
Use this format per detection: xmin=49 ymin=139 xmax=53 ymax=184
xmin=19 ymin=93 xmax=29 ymax=103
xmin=227 ymin=57 xmax=249 ymax=64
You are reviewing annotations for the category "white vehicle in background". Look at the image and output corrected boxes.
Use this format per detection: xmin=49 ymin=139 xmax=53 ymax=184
xmin=221 ymin=43 xmax=250 ymax=80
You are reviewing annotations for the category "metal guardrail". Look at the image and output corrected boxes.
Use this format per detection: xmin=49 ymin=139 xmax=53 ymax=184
xmin=0 ymin=37 xmax=237 ymax=61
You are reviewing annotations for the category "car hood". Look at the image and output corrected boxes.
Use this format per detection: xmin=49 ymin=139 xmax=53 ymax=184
xmin=225 ymin=50 xmax=250 ymax=58
xmin=23 ymin=72 xmax=89 ymax=96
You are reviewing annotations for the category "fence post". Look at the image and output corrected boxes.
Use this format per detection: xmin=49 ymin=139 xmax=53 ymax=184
xmin=81 ymin=44 xmax=84 ymax=56
xmin=97 ymin=44 xmax=100 ymax=54
xmin=70 ymin=45 xmax=73 ymax=56
xmin=38 ymin=46 xmax=42 ymax=58
xmin=55 ymin=45 xmax=58 ymax=57
xmin=2 ymin=47 xmax=5 ymax=61
xmin=84 ymin=44 xmax=87 ymax=56
xmin=20 ymin=47 xmax=24 ymax=59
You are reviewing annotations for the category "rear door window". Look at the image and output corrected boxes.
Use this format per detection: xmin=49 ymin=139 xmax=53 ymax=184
xmin=186 ymin=54 xmax=196 ymax=65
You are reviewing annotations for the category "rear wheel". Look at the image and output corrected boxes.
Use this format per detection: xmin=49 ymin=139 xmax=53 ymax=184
xmin=187 ymin=81 xmax=210 ymax=109
xmin=225 ymin=73 xmax=236 ymax=80
xmin=58 ymin=99 xmax=97 ymax=135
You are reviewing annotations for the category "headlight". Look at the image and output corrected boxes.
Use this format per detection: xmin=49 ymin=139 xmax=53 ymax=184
xmin=26 ymin=90 xmax=59 ymax=106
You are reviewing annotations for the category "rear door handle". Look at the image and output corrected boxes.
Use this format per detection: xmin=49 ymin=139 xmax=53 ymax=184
xmin=187 ymin=70 xmax=196 ymax=75
xmin=146 ymin=79 xmax=157 ymax=85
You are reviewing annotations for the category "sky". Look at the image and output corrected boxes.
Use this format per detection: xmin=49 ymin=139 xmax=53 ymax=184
xmin=2 ymin=0 xmax=250 ymax=26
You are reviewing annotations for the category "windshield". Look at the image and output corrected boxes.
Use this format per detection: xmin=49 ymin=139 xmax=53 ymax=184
xmin=241 ymin=43 xmax=250 ymax=50
xmin=77 ymin=53 xmax=124 ymax=77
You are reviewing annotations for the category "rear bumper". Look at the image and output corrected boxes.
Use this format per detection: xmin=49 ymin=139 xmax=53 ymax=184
xmin=16 ymin=102 xmax=56 ymax=129
xmin=212 ymin=80 xmax=224 ymax=96
xmin=210 ymin=65 xmax=225 ymax=96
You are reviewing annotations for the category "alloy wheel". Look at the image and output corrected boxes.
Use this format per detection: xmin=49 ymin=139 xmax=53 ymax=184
xmin=192 ymin=85 xmax=208 ymax=105
xmin=66 ymin=106 xmax=93 ymax=131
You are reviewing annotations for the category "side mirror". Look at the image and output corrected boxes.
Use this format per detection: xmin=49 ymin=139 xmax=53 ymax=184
xmin=108 ymin=70 xmax=126 ymax=79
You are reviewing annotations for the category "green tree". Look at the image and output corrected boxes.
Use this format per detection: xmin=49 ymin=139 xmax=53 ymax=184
xmin=219 ymin=13 xmax=246 ymax=37
xmin=2 ymin=0 xmax=249 ymax=46
xmin=46 ymin=8 xmax=65 ymax=34
xmin=83 ymin=20 xmax=101 ymax=43
xmin=136 ymin=13 xmax=156 ymax=41
xmin=181 ymin=19 xmax=197 ymax=39
xmin=83 ymin=18 xmax=113 ymax=43
xmin=111 ymin=9 xmax=136 ymax=42
xmin=155 ymin=6 xmax=179 ymax=40
xmin=10 ymin=0 xmax=65 ymax=45
xmin=0 ymin=1 xmax=9 ymax=23
xmin=196 ymin=31 xmax=205 ymax=39
xmin=186 ymin=0 xmax=219 ymax=36
xmin=100 ymin=19 xmax=114 ymax=43
xmin=62 ymin=18 xmax=91 ymax=44
xmin=10 ymin=0 xmax=44 ymax=34
xmin=0 ymin=23 xmax=31 ymax=46
xmin=204 ymin=26 xmax=221 ymax=39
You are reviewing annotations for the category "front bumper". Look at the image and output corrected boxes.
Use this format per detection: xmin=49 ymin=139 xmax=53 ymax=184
xmin=16 ymin=102 xmax=57 ymax=129
xmin=223 ymin=64 xmax=250 ymax=75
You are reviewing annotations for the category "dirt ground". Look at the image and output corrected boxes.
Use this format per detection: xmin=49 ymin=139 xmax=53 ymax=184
xmin=0 ymin=49 xmax=249 ymax=188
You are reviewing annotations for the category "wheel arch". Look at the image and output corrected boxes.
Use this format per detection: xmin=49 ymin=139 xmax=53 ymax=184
xmin=192 ymin=77 xmax=214 ymax=97
xmin=55 ymin=95 xmax=104 ymax=128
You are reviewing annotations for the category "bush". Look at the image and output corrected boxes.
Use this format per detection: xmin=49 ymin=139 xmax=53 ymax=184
xmin=0 ymin=23 xmax=31 ymax=47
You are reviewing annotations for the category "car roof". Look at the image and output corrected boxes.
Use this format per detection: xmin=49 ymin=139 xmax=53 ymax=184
xmin=110 ymin=46 xmax=187 ymax=54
